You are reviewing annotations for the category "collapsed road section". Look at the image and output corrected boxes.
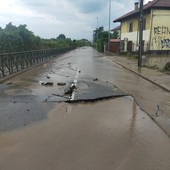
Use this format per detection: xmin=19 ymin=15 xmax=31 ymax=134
xmin=45 ymin=77 xmax=128 ymax=103
xmin=0 ymin=78 xmax=128 ymax=132
xmin=0 ymin=59 xmax=128 ymax=131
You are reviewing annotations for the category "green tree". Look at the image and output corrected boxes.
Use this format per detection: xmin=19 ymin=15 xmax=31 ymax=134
xmin=0 ymin=23 xmax=78 ymax=53
xmin=18 ymin=24 xmax=35 ymax=50
xmin=112 ymin=30 xmax=119 ymax=39
xmin=57 ymin=34 xmax=66 ymax=40
xmin=5 ymin=22 xmax=18 ymax=32
xmin=93 ymin=26 xmax=119 ymax=52
xmin=97 ymin=30 xmax=109 ymax=52
xmin=0 ymin=23 xmax=24 ymax=52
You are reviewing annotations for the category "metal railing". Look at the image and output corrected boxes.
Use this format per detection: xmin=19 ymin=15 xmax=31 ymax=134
xmin=0 ymin=47 xmax=75 ymax=79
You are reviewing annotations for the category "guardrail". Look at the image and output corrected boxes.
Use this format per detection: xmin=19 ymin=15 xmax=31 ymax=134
xmin=0 ymin=47 xmax=75 ymax=79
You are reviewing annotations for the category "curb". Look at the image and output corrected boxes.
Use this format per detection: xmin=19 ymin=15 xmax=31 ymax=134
xmin=107 ymin=58 xmax=170 ymax=93
xmin=107 ymin=57 xmax=170 ymax=138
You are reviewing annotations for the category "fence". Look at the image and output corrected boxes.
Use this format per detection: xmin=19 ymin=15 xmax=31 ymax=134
xmin=0 ymin=47 xmax=75 ymax=79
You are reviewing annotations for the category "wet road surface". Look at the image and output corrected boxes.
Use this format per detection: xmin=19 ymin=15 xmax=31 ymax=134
xmin=0 ymin=47 xmax=170 ymax=170
xmin=63 ymin=47 xmax=170 ymax=134
xmin=1 ymin=97 xmax=170 ymax=170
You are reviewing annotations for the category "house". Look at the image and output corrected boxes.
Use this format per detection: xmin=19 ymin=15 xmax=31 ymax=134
xmin=113 ymin=0 xmax=170 ymax=53
xmin=111 ymin=25 xmax=121 ymax=32
xmin=111 ymin=25 xmax=121 ymax=39
xmin=104 ymin=25 xmax=121 ymax=53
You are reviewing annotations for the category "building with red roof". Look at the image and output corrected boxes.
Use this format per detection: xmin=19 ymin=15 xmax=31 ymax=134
xmin=113 ymin=0 xmax=170 ymax=53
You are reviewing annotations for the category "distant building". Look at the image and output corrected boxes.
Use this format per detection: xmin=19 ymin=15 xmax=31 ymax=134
xmin=111 ymin=25 xmax=121 ymax=32
xmin=113 ymin=0 xmax=170 ymax=53
xmin=104 ymin=25 xmax=121 ymax=53
xmin=111 ymin=25 xmax=121 ymax=39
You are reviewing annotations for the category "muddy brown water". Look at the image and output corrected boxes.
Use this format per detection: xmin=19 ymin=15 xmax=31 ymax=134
xmin=0 ymin=47 xmax=170 ymax=170
xmin=0 ymin=97 xmax=170 ymax=170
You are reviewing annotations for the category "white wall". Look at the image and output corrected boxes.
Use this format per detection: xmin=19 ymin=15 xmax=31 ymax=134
xmin=121 ymin=30 xmax=150 ymax=51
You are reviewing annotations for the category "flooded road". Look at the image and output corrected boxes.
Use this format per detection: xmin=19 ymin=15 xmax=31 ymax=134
xmin=63 ymin=47 xmax=170 ymax=134
xmin=0 ymin=47 xmax=170 ymax=169
xmin=1 ymin=97 xmax=170 ymax=170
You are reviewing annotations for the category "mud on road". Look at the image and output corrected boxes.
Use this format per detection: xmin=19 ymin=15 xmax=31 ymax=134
xmin=0 ymin=47 xmax=170 ymax=170
xmin=1 ymin=97 xmax=170 ymax=170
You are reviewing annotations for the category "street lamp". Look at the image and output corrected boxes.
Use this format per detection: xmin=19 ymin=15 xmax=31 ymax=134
xmin=96 ymin=17 xmax=99 ymax=43
xmin=138 ymin=0 xmax=144 ymax=67
xmin=108 ymin=0 xmax=111 ymax=53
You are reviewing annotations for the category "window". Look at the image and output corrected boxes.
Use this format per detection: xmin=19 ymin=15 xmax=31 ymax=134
xmin=129 ymin=22 xmax=133 ymax=32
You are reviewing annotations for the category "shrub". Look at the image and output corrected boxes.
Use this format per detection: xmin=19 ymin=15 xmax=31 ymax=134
xmin=165 ymin=62 xmax=170 ymax=71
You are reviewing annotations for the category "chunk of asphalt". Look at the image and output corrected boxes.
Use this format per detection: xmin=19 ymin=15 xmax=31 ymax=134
xmin=41 ymin=82 xmax=54 ymax=86
xmin=44 ymin=78 xmax=128 ymax=103
xmin=57 ymin=82 xmax=66 ymax=86
xmin=69 ymin=79 xmax=128 ymax=102
xmin=93 ymin=78 xmax=98 ymax=81
xmin=65 ymin=83 xmax=76 ymax=95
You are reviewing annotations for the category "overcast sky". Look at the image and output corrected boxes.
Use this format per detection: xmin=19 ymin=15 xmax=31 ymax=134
xmin=0 ymin=0 xmax=150 ymax=40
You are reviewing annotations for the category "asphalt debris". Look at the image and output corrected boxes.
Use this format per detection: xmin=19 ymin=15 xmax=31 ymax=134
xmin=41 ymin=82 xmax=54 ymax=86
xmin=65 ymin=83 xmax=76 ymax=95
xmin=93 ymin=78 xmax=99 ymax=81
xmin=57 ymin=82 xmax=66 ymax=86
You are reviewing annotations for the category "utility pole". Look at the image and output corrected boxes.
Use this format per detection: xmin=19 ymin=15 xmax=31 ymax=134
xmin=108 ymin=0 xmax=111 ymax=53
xmin=138 ymin=0 xmax=144 ymax=67
xmin=96 ymin=17 xmax=99 ymax=43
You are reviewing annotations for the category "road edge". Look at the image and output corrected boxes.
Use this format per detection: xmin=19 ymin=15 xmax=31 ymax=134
xmin=106 ymin=57 xmax=170 ymax=93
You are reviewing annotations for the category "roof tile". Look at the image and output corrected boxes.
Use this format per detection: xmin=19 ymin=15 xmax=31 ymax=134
xmin=113 ymin=0 xmax=170 ymax=22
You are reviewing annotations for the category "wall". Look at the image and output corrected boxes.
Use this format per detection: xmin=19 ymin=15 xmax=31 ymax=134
xmin=120 ymin=13 xmax=150 ymax=52
xmin=145 ymin=55 xmax=170 ymax=69
xmin=150 ymin=9 xmax=170 ymax=50
xmin=121 ymin=13 xmax=150 ymax=33
xmin=121 ymin=30 xmax=150 ymax=51
xmin=105 ymin=42 xmax=120 ymax=53
xmin=121 ymin=18 xmax=139 ymax=33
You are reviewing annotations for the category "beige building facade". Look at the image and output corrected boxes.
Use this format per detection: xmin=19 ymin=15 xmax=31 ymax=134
xmin=150 ymin=9 xmax=170 ymax=50
xmin=114 ymin=0 xmax=170 ymax=53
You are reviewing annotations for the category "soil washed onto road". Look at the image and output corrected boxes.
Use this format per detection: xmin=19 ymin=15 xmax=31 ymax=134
xmin=0 ymin=47 xmax=170 ymax=170
xmin=1 ymin=97 xmax=170 ymax=170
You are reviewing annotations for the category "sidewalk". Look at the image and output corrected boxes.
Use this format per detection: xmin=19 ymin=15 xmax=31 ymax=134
xmin=106 ymin=55 xmax=170 ymax=92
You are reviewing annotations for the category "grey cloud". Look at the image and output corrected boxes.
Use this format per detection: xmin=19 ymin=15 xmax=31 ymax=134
xmin=7 ymin=0 xmax=136 ymax=40
xmin=67 ymin=0 xmax=107 ymax=14
xmin=79 ymin=2 xmax=106 ymax=13
xmin=18 ymin=0 xmax=47 ymax=7
xmin=16 ymin=0 xmax=134 ymax=15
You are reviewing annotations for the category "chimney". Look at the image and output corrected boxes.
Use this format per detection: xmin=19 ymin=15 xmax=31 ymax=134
xmin=134 ymin=2 xmax=139 ymax=10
